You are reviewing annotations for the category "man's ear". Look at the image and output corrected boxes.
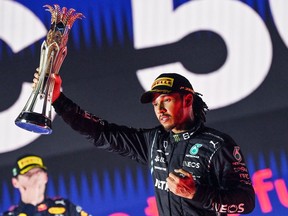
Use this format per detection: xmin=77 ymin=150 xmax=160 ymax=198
xmin=11 ymin=177 xmax=19 ymax=189
xmin=184 ymin=94 xmax=193 ymax=107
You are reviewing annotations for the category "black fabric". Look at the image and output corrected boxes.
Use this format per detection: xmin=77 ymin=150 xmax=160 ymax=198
xmin=52 ymin=93 xmax=255 ymax=216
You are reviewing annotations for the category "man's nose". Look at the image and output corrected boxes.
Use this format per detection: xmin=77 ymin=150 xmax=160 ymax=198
xmin=156 ymin=103 xmax=166 ymax=113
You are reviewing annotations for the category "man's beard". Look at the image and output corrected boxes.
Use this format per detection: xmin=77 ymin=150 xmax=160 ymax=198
xmin=162 ymin=123 xmax=175 ymax=132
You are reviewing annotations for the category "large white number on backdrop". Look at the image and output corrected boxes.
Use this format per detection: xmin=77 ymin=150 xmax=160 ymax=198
xmin=0 ymin=0 xmax=46 ymax=52
xmin=269 ymin=0 xmax=288 ymax=48
xmin=0 ymin=0 xmax=49 ymax=153
xmin=0 ymin=83 xmax=58 ymax=153
xmin=132 ymin=0 xmax=272 ymax=109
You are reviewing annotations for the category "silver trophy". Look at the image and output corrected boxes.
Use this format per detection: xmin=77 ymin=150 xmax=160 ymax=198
xmin=15 ymin=4 xmax=84 ymax=134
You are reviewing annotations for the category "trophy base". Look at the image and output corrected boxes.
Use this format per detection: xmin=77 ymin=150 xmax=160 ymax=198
xmin=15 ymin=111 xmax=52 ymax=135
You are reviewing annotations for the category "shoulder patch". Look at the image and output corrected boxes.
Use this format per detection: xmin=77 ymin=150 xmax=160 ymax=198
xmin=48 ymin=207 xmax=66 ymax=214
xmin=233 ymin=146 xmax=242 ymax=162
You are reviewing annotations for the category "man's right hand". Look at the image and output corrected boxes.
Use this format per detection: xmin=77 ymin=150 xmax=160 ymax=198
xmin=16 ymin=169 xmax=48 ymax=206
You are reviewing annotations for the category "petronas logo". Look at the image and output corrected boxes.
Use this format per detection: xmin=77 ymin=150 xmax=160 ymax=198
xmin=189 ymin=144 xmax=202 ymax=155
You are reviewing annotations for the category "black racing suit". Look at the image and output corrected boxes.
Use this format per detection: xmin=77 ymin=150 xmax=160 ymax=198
xmin=53 ymin=93 xmax=255 ymax=216
xmin=2 ymin=197 xmax=91 ymax=216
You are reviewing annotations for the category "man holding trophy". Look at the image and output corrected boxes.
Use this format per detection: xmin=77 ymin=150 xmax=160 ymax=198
xmin=45 ymin=72 xmax=255 ymax=215
xmin=26 ymin=4 xmax=255 ymax=216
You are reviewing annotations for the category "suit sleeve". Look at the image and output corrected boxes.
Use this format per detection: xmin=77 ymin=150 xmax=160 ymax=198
xmin=192 ymin=140 xmax=255 ymax=214
xmin=53 ymin=93 xmax=150 ymax=164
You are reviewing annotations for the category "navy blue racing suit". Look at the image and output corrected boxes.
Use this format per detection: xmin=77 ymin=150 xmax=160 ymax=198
xmin=52 ymin=93 xmax=255 ymax=216
xmin=2 ymin=197 xmax=90 ymax=216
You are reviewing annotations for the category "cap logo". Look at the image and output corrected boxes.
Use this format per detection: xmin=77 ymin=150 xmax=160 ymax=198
xmin=151 ymin=77 xmax=174 ymax=89
xmin=18 ymin=156 xmax=43 ymax=169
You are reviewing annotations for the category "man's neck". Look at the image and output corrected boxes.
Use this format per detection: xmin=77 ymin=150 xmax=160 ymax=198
xmin=171 ymin=118 xmax=195 ymax=134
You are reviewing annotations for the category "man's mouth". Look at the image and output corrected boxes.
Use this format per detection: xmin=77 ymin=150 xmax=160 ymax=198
xmin=159 ymin=115 xmax=170 ymax=123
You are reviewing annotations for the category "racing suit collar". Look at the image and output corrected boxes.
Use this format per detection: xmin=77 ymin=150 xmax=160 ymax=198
xmin=169 ymin=120 xmax=203 ymax=142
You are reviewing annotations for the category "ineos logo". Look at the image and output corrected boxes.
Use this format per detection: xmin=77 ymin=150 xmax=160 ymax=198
xmin=183 ymin=161 xmax=200 ymax=169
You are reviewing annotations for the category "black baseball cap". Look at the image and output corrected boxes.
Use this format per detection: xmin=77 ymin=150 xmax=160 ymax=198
xmin=12 ymin=154 xmax=47 ymax=177
xmin=140 ymin=73 xmax=195 ymax=103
